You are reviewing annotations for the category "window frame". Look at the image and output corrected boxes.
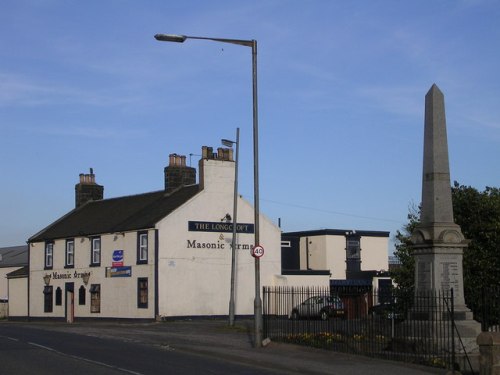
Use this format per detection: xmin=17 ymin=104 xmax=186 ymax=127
xmin=90 ymin=237 xmax=101 ymax=266
xmin=137 ymin=277 xmax=148 ymax=309
xmin=44 ymin=242 xmax=54 ymax=270
xmin=90 ymin=284 xmax=101 ymax=313
xmin=65 ymin=239 xmax=75 ymax=268
xmin=137 ymin=231 xmax=148 ymax=264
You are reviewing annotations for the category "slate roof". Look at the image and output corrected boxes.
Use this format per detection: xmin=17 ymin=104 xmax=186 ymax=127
xmin=29 ymin=184 xmax=200 ymax=242
xmin=0 ymin=245 xmax=28 ymax=268
xmin=6 ymin=265 xmax=29 ymax=279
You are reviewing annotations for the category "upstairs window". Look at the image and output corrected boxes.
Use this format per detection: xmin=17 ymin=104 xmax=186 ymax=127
xmin=346 ymin=234 xmax=361 ymax=273
xmin=90 ymin=237 xmax=101 ymax=266
xmin=137 ymin=232 xmax=148 ymax=264
xmin=44 ymin=242 xmax=53 ymax=270
xmin=65 ymin=239 xmax=75 ymax=268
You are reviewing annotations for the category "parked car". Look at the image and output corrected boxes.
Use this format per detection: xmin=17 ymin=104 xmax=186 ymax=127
xmin=368 ymin=302 xmax=403 ymax=320
xmin=290 ymin=295 xmax=345 ymax=320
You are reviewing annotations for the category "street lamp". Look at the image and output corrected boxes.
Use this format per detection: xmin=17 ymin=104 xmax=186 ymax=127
xmin=154 ymin=33 xmax=263 ymax=347
xmin=222 ymin=128 xmax=239 ymax=327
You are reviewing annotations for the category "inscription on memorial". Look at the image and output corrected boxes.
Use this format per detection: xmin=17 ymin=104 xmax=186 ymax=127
xmin=440 ymin=261 xmax=459 ymax=292
xmin=417 ymin=261 xmax=431 ymax=290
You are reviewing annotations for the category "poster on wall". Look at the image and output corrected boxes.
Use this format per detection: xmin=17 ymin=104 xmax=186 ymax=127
xmin=112 ymin=250 xmax=124 ymax=267
xmin=106 ymin=266 xmax=132 ymax=278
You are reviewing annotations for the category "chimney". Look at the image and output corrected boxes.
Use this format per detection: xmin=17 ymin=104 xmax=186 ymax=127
xmin=198 ymin=145 xmax=235 ymax=191
xmin=75 ymin=168 xmax=104 ymax=208
xmin=164 ymin=153 xmax=196 ymax=193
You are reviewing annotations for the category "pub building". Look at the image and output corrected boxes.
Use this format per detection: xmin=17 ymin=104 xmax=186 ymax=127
xmin=23 ymin=146 xmax=282 ymax=321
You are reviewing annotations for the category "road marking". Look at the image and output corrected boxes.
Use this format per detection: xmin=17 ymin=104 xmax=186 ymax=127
xmin=28 ymin=341 xmax=143 ymax=375
xmin=0 ymin=335 xmax=20 ymax=342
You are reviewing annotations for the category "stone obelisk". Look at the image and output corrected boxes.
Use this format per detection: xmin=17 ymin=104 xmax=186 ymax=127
xmin=411 ymin=84 xmax=472 ymax=320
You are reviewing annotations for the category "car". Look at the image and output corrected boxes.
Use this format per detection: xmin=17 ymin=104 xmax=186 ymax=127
xmin=290 ymin=295 xmax=345 ymax=321
xmin=368 ymin=302 xmax=403 ymax=320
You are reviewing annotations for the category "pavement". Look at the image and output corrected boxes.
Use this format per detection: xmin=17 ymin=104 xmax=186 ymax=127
xmin=11 ymin=318 xmax=447 ymax=375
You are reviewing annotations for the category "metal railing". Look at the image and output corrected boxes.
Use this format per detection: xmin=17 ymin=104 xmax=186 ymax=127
xmin=480 ymin=286 xmax=500 ymax=332
xmin=263 ymin=286 xmax=463 ymax=372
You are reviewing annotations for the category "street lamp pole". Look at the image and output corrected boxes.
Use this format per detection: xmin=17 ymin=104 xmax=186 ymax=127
xmin=154 ymin=34 xmax=263 ymax=347
xmin=222 ymin=128 xmax=239 ymax=327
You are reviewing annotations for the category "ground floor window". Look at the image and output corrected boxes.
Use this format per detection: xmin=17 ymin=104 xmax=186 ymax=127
xmin=90 ymin=284 xmax=100 ymax=313
xmin=79 ymin=286 xmax=86 ymax=305
xmin=137 ymin=278 xmax=148 ymax=308
xmin=43 ymin=286 xmax=53 ymax=313
xmin=55 ymin=287 xmax=62 ymax=306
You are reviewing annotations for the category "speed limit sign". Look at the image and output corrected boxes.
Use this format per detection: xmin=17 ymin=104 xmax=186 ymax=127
xmin=251 ymin=245 xmax=265 ymax=258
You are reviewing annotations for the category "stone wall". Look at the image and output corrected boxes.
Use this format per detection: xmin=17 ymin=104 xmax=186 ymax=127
xmin=477 ymin=332 xmax=500 ymax=375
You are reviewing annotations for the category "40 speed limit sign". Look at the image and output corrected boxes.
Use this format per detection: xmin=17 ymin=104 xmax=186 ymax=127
xmin=251 ymin=245 xmax=265 ymax=258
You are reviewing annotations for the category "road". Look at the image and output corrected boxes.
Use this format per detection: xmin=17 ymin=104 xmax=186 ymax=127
xmin=0 ymin=323 xmax=282 ymax=375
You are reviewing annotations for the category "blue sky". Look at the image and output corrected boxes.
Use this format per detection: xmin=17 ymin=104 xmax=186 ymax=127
xmin=1 ymin=1 xmax=499 ymax=252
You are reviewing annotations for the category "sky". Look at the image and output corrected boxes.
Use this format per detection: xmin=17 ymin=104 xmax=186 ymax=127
xmin=1 ymin=0 xmax=499 ymax=252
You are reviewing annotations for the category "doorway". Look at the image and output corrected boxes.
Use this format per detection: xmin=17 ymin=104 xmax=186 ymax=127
xmin=65 ymin=282 xmax=74 ymax=323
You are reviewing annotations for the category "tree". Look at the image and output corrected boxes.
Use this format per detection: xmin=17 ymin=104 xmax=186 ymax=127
xmin=391 ymin=203 xmax=419 ymax=293
xmin=451 ymin=182 xmax=500 ymax=317
xmin=392 ymin=182 xmax=500 ymax=318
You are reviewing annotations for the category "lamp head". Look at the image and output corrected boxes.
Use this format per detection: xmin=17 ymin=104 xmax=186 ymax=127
xmin=154 ymin=34 xmax=187 ymax=43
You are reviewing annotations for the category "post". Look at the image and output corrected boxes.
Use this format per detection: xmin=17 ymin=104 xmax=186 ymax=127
xmin=251 ymin=40 xmax=263 ymax=348
xmin=228 ymin=128 xmax=240 ymax=326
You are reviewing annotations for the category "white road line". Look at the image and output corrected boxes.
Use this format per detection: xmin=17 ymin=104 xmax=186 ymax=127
xmin=28 ymin=341 xmax=143 ymax=375
xmin=0 ymin=335 xmax=20 ymax=342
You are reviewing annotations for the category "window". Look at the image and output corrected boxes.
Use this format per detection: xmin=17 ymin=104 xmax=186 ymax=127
xmin=65 ymin=239 xmax=75 ymax=268
xmin=44 ymin=242 xmax=53 ymax=269
xmin=346 ymin=235 xmax=361 ymax=273
xmin=90 ymin=237 xmax=101 ymax=266
xmin=79 ymin=286 xmax=86 ymax=305
xmin=137 ymin=232 xmax=148 ymax=264
xmin=43 ymin=286 xmax=53 ymax=313
xmin=55 ymin=287 xmax=62 ymax=306
xmin=90 ymin=284 xmax=100 ymax=313
xmin=137 ymin=278 xmax=148 ymax=309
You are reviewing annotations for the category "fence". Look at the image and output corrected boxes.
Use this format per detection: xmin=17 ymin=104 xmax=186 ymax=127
xmin=480 ymin=286 xmax=500 ymax=332
xmin=263 ymin=286 xmax=464 ymax=372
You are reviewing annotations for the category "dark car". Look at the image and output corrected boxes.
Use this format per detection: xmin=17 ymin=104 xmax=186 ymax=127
xmin=368 ymin=302 xmax=403 ymax=320
xmin=290 ymin=295 xmax=345 ymax=321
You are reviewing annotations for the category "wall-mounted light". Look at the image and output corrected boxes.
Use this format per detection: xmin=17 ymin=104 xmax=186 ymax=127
xmin=43 ymin=274 xmax=51 ymax=286
xmin=82 ymin=273 xmax=90 ymax=285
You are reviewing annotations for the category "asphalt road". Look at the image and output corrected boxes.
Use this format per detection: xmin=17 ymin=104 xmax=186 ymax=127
xmin=0 ymin=323 xmax=282 ymax=375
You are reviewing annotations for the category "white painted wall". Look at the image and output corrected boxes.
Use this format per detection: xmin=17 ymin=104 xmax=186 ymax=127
xmin=360 ymin=236 xmax=389 ymax=271
xmin=28 ymin=230 xmax=155 ymax=319
xmin=6 ymin=277 xmax=27 ymax=317
xmin=157 ymin=158 xmax=282 ymax=318
xmin=296 ymin=234 xmax=389 ymax=278
xmin=0 ymin=266 xmax=21 ymax=300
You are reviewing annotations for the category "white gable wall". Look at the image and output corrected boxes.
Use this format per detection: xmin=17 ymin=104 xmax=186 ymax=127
xmin=157 ymin=158 xmax=281 ymax=318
